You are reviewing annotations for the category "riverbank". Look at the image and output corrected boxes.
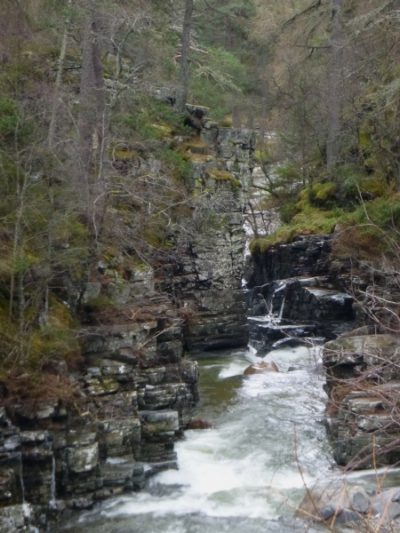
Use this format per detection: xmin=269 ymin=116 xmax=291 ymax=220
xmin=59 ymin=345 xmax=333 ymax=532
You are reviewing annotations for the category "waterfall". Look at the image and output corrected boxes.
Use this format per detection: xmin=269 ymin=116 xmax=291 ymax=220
xmin=18 ymin=452 xmax=25 ymax=503
xmin=278 ymin=294 xmax=286 ymax=321
xmin=267 ymin=280 xmax=288 ymax=324
xmin=49 ymin=455 xmax=57 ymax=509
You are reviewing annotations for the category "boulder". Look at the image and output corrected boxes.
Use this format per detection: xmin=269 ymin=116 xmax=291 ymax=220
xmin=244 ymin=360 xmax=279 ymax=375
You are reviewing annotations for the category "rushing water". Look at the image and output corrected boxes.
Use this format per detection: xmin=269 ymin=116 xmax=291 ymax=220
xmin=63 ymin=344 xmax=337 ymax=533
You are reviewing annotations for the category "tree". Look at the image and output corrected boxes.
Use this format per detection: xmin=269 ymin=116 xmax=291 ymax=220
xmin=78 ymin=0 xmax=106 ymax=237
xmin=48 ymin=0 xmax=73 ymax=151
xmin=326 ymin=0 xmax=344 ymax=170
xmin=176 ymin=0 xmax=194 ymax=112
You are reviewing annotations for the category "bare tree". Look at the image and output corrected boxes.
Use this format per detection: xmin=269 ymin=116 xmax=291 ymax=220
xmin=48 ymin=0 xmax=73 ymax=151
xmin=176 ymin=0 xmax=194 ymax=113
xmin=326 ymin=0 xmax=344 ymax=170
xmin=78 ymin=0 xmax=106 ymax=236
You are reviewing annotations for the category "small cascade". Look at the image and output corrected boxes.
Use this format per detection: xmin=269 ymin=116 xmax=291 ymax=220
xmin=18 ymin=452 xmax=25 ymax=503
xmin=278 ymin=294 xmax=286 ymax=322
xmin=49 ymin=455 xmax=57 ymax=509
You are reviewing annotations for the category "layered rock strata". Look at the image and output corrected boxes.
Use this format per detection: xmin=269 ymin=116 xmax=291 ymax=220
xmin=158 ymin=120 xmax=255 ymax=351
xmin=0 ymin=285 xmax=198 ymax=531
xmin=323 ymin=334 xmax=400 ymax=468
xmin=248 ymin=233 xmax=400 ymax=469
xmin=247 ymin=236 xmax=355 ymax=351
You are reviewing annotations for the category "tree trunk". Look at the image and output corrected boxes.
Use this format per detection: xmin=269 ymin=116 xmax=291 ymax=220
xmin=326 ymin=0 xmax=344 ymax=170
xmin=176 ymin=0 xmax=194 ymax=113
xmin=48 ymin=0 xmax=72 ymax=150
xmin=78 ymin=0 xmax=106 ymax=229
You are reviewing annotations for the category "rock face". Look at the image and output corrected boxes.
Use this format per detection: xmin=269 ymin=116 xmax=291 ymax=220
xmin=159 ymin=122 xmax=255 ymax=352
xmin=0 ymin=288 xmax=198 ymax=530
xmin=248 ymin=235 xmax=332 ymax=287
xmin=248 ymin=234 xmax=400 ymax=470
xmin=323 ymin=334 xmax=400 ymax=467
xmin=0 ymin=112 xmax=253 ymax=530
xmin=247 ymin=236 xmax=355 ymax=351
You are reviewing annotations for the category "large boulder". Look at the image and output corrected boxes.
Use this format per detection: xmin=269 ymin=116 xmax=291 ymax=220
xmin=244 ymin=360 xmax=279 ymax=375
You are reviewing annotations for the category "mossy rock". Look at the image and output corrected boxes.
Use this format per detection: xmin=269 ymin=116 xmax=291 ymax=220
xmin=182 ymin=138 xmax=210 ymax=155
xmin=150 ymin=122 xmax=174 ymax=138
xmin=206 ymin=168 xmax=241 ymax=188
xmin=185 ymin=152 xmax=214 ymax=164
xmin=250 ymin=207 xmax=341 ymax=253
xmin=311 ymin=181 xmax=337 ymax=202
xmin=112 ymin=148 xmax=140 ymax=161
xmin=220 ymin=115 xmax=233 ymax=127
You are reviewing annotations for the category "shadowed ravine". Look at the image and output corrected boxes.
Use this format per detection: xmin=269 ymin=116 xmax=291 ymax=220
xmin=61 ymin=344 xmax=336 ymax=532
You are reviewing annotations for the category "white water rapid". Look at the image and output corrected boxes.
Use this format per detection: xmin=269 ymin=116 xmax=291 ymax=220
xmin=64 ymin=344 xmax=337 ymax=533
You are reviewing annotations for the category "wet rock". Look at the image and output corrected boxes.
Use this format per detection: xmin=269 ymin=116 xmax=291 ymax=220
xmin=67 ymin=431 xmax=97 ymax=448
xmin=185 ymin=418 xmax=212 ymax=430
xmin=248 ymin=318 xmax=316 ymax=352
xmin=101 ymin=418 xmax=141 ymax=458
xmin=370 ymin=487 xmax=400 ymax=519
xmin=0 ymin=504 xmax=32 ymax=532
xmin=157 ymin=126 xmax=253 ymax=352
xmin=66 ymin=497 xmax=94 ymax=510
xmin=138 ymin=383 xmax=194 ymax=411
xmin=140 ymin=410 xmax=179 ymax=436
xmin=67 ymin=443 xmax=99 ymax=474
xmin=0 ymin=469 xmax=17 ymax=505
xmin=388 ymin=502 xmax=400 ymax=519
xmin=244 ymin=361 xmax=279 ymax=375
xmin=298 ymin=481 xmax=365 ymax=523
xmin=351 ymin=489 xmax=370 ymax=513
xmin=249 ymin=235 xmax=333 ymax=287
xmin=319 ymin=505 xmax=336 ymax=520
xmin=333 ymin=508 xmax=361 ymax=525
xmin=323 ymin=335 xmax=400 ymax=467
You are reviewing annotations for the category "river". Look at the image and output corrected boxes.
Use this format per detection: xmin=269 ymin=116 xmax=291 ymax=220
xmin=62 ymin=343 xmax=337 ymax=532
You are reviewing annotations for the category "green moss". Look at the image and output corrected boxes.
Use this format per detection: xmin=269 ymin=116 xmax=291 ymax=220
xmin=0 ymin=293 xmax=80 ymax=374
xmin=206 ymin=168 xmax=241 ymax=188
xmin=182 ymin=139 xmax=209 ymax=154
xmin=310 ymin=181 xmax=337 ymax=203
xmin=343 ymin=195 xmax=400 ymax=228
xmin=220 ymin=115 xmax=233 ymax=127
xmin=112 ymin=148 xmax=140 ymax=161
xmin=143 ymin=221 xmax=173 ymax=249
xmin=250 ymin=207 xmax=342 ymax=253
xmin=333 ymin=196 xmax=400 ymax=260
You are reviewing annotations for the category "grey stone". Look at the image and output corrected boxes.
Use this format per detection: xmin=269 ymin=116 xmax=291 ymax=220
xmin=140 ymin=410 xmax=179 ymax=434
xmin=334 ymin=508 xmax=361 ymax=525
xmin=0 ymin=505 xmax=26 ymax=532
xmin=67 ymin=443 xmax=99 ymax=473
xmin=320 ymin=505 xmax=336 ymax=520
xmin=82 ymin=282 xmax=102 ymax=303
xmin=351 ymin=490 xmax=370 ymax=513
xmin=389 ymin=502 xmax=400 ymax=519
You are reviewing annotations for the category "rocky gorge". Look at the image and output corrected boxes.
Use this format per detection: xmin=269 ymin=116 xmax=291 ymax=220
xmin=0 ymin=111 xmax=254 ymax=531
xmin=1 ymin=110 xmax=400 ymax=531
